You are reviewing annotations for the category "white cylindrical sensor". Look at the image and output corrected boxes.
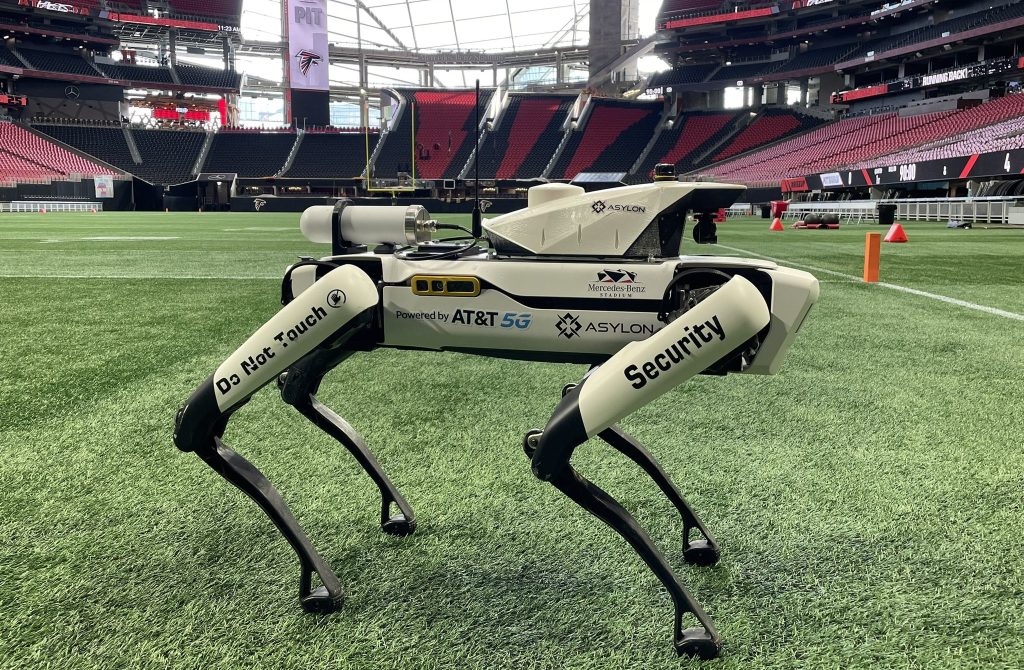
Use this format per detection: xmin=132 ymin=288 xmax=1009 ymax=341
xmin=340 ymin=205 xmax=432 ymax=245
xmin=299 ymin=203 xmax=434 ymax=246
xmin=299 ymin=205 xmax=335 ymax=243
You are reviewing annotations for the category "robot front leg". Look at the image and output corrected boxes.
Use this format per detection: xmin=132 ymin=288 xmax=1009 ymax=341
xmin=525 ymin=275 xmax=771 ymax=659
xmin=173 ymin=265 xmax=381 ymax=613
xmin=558 ymin=381 xmax=721 ymax=568
xmin=279 ymin=348 xmax=416 ymax=536
xmin=600 ymin=426 xmax=720 ymax=567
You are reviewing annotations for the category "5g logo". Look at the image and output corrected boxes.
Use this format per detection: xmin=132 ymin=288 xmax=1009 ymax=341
xmin=500 ymin=312 xmax=532 ymax=329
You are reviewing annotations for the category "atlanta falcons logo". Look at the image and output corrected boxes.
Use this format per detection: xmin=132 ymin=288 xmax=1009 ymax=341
xmin=295 ymin=49 xmax=323 ymax=76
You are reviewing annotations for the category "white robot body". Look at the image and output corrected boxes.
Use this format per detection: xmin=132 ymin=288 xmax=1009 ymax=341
xmin=174 ymin=180 xmax=820 ymax=659
xmin=288 ymin=253 xmax=816 ymax=374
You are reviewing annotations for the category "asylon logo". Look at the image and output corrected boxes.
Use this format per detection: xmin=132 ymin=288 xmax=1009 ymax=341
xmin=253 ymin=198 xmax=267 ymax=211
xmin=591 ymin=200 xmax=647 ymax=214
xmin=295 ymin=49 xmax=323 ymax=76
xmin=556 ymin=312 xmax=657 ymax=338
xmin=556 ymin=313 xmax=582 ymax=339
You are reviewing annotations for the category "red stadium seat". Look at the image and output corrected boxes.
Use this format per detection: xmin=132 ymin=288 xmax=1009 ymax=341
xmin=551 ymin=100 xmax=662 ymax=179
xmin=0 ymin=122 xmax=116 ymax=182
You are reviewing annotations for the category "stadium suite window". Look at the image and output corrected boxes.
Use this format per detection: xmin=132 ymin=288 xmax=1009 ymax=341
xmin=329 ymin=103 xmax=381 ymax=128
xmin=237 ymin=97 xmax=285 ymax=126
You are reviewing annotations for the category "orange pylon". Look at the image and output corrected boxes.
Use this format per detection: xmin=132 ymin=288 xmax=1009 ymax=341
xmin=863 ymin=232 xmax=881 ymax=282
xmin=883 ymin=222 xmax=908 ymax=243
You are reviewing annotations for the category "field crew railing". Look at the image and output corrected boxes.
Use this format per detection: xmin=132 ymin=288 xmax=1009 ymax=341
xmin=782 ymin=201 xmax=877 ymax=223
xmin=881 ymin=197 xmax=1016 ymax=225
xmin=1 ymin=201 xmax=103 ymax=213
xmin=783 ymin=197 xmax=1020 ymax=224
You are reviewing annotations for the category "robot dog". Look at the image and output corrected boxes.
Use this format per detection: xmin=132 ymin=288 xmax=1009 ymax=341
xmin=173 ymin=181 xmax=819 ymax=659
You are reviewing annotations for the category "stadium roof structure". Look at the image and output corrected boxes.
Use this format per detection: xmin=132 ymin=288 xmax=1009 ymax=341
xmin=241 ymin=0 xmax=592 ymax=53
xmin=231 ymin=0 xmax=661 ymax=91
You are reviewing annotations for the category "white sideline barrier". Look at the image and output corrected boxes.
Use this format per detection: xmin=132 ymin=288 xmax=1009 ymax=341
xmin=884 ymin=198 xmax=1014 ymax=225
xmin=1 ymin=201 xmax=103 ymax=213
xmin=782 ymin=201 xmax=877 ymax=223
xmin=783 ymin=197 xmax=1019 ymax=225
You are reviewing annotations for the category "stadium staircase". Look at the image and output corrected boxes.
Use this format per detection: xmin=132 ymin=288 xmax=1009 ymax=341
xmin=473 ymin=94 xmax=575 ymax=179
xmin=277 ymin=131 xmax=304 ymax=176
xmin=628 ymin=109 xmax=670 ymax=177
xmin=406 ymin=90 xmax=489 ymax=180
xmin=548 ymin=99 xmax=662 ymax=180
xmin=370 ymin=90 xmax=415 ymax=178
xmin=192 ymin=131 xmax=215 ymax=176
xmin=631 ymin=111 xmax=740 ymax=180
xmin=688 ymin=113 xmax=751 ymax=165
xmin=710 ymin=109 xmax=823 ymax=163
xmin=123 ymin=127 xmax=142 ymax=165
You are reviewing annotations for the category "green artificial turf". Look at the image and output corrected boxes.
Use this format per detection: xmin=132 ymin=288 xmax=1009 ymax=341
xmin=1 ymin=212 xmax=1023 ymax=669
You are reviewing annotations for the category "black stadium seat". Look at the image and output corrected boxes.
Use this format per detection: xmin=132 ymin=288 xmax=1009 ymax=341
xmin=202 ymin=131 xmax=297 ymax=177
xmin=284 ymin=133 xmax=376 ymax=178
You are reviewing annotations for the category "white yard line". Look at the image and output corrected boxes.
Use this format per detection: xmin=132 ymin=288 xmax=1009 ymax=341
xmin=714 ymin=243 xmax=1024 ymax=322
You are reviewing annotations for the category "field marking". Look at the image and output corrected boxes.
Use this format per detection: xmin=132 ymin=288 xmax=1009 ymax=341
xmin=0 ymin=274 xmax=280 ymax=280
xmin=38 ymin=236 xmax=183 ymax=243
xmin=223 ymin=227 xmax=294 ymax=231
xmin=80 ymin=236 xmax=181 ymax=241
xmin=713 ymin=243 xmax=1024 ymax=322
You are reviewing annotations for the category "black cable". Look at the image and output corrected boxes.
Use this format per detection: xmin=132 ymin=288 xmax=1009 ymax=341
xmin=434 ymin=223 xmax=475 ymax=236
xmin=394 ymin=235 xmax=484 ymax=261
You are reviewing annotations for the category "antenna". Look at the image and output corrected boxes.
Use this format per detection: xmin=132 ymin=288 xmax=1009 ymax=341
xmin=471 ymin=79 xmax=482 ymax=239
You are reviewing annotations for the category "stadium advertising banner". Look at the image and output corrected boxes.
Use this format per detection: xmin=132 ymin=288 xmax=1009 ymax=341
xmin=819 ymin=172 xmax=844 ymax=188
xmin=286 ymin=0 xmax=329 ymax=91
xmin=94 ymin=176 xmax=114 ymax=199
xmin=804 ymin=148 xmax=1024 ymax=189
xmin=17 ymin=0 xmax=90 ymax=16
xmin=19 ymin=0 xmax=238 ymax=32
xmin=832 ymin=58 xmax=1021 ymax=104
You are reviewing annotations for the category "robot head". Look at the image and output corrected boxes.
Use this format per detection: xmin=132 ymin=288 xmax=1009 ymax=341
xmin=482 ymin=181 xmax=744 ymax=258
